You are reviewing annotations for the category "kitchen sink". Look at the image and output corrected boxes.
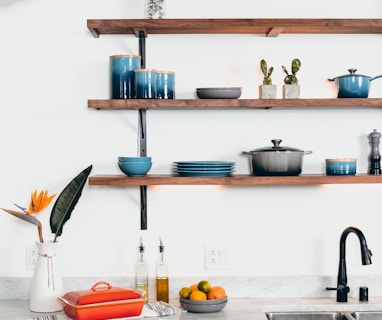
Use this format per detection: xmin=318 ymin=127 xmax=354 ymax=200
xmin=266 ymin=311 xmax=382 ymax=320
xmin=352 ymin=312 xmax=382 ymax=320
xmin=266 ymin=312 xmax=344 ymax=320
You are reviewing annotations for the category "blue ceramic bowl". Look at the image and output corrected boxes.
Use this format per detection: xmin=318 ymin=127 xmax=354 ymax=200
xmin=118 ymin=161 xmax=152 ymax=176
xmin=118 ymin=156 xmax=152 ymax=162
xmin=326 ymin=158 xmax=356 ymax=175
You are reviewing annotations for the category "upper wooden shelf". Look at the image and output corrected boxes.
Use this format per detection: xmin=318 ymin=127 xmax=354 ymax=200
xmin=88 ymin=98 xmax=382 ymax=110
xmin=87 ymin=18 xmax=382 ymax=38
xmin=89 ymin=174 xmax=382 ymax=186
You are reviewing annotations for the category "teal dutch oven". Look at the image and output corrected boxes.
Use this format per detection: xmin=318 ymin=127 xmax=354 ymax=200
xmin=328 ymin=68 xmax=382 ymax=98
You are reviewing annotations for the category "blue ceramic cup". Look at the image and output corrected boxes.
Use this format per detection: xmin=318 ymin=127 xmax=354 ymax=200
xmin=110 ymin=55 xmax=141 ymax=99
xmin=157 ymin=71 xmax=175 ymax=99
xmin=134 ymin=69 xmax=158 ymax=99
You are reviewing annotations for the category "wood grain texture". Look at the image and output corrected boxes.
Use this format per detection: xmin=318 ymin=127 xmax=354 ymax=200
xmin=87 ymin=19 xmax=382 ymax=38
xmin=88 ymin=174 xmax=382 ymax=186
xmin=88 ymin=98 xmax=382 ymax=110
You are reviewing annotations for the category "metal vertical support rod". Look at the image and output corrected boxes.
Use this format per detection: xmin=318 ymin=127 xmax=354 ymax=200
xmin=138 ymin=30 xmax=148 ymax=230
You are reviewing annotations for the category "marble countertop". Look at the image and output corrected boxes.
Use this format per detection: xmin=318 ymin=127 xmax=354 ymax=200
xmin=3 ymin=297 xmax=382 ymax=320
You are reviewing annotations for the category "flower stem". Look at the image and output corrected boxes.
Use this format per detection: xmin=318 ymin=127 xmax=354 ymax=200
xmin=38 ymin=222 xmax=44 ymax=243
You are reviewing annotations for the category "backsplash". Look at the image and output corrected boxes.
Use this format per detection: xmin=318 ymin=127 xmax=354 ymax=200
xmin=2 ymin=275 xmax=382 ymax=300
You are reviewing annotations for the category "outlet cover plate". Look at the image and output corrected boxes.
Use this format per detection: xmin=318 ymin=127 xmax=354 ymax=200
xmin=204 ymin=245 xmax=227 ymax=270
xmin=26 ymin=244 xmax=38 ymax=270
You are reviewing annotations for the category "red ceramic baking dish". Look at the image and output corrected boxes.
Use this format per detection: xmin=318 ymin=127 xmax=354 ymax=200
xmin=58 ymin=281 xmax=146 ymax=320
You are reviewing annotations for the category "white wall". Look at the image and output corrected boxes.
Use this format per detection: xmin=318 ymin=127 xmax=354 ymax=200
xmin=0 ymin=0 xmax=382 ymax=283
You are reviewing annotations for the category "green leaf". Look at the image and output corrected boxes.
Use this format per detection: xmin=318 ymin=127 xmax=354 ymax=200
xmin=50 ymin=165 xmax=92 ymax=242
xmin=291 ymin=58 xmax=301 ymax=75
xmin=260 ymin=59 xmax=267 ymax=76
xmin=282 ymin=65 xmax=289 ymax=76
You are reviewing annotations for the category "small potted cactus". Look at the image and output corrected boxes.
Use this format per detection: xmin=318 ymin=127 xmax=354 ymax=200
xmin=259 ymin=59 xmax=277 ymax=99
xmin=282 ymin=58 xmax=301 ymax=99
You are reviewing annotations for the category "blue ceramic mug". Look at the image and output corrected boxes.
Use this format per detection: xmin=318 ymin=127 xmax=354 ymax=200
xmin=110 ymin=55 xmax=141 ymax=99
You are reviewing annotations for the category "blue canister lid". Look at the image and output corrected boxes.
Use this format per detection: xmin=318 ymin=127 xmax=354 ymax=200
xmin=134 ymin=68 xmax=157 ymax=73
xmin=110 ymin=54 xmax=141 ymax=59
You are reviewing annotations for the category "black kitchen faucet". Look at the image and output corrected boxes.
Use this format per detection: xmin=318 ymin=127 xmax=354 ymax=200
xmin=326 ymin=226 xmax=373 ymax=302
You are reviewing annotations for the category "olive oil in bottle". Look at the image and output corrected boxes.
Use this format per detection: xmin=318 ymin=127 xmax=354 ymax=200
xmin=135 ymin=237 xmax=148 ymax=300
xmin=156 ymin=237 xmax=169 ymax=302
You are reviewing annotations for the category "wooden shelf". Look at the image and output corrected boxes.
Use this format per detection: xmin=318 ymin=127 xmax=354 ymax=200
xmin=88 ymin=98 xmax=382 ymax=110
xmin=87 ymin=18 xmax=382 ymax=38
xmin=87 ymin=17 xmax=382 ymax=229
xmin=88 ymin=174 xmax=382 ymax=186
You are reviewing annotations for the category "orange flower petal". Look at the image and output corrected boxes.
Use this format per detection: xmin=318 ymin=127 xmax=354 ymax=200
xmin=28 ymin=190 xmax=56 ymax=214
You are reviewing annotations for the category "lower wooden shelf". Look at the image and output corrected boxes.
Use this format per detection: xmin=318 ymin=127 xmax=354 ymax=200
xmin=88 ymin=174 xmax=382 ymax=186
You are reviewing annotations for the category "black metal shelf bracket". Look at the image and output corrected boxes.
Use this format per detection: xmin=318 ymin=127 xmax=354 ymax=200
xmin=138 ymin=30 xmax=148 ymax=230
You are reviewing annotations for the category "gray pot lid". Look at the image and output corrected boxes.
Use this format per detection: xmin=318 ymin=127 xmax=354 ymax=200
xmin=250 ymin=139 xmax=303 ymax=152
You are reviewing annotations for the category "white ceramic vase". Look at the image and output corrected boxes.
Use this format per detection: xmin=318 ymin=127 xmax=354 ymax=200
xmin=30 ymin=241 xmax=64 ymax=312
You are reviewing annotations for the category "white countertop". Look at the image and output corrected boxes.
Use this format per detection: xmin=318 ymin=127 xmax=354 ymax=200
xmin=3 ymin=297 xmax=382 ymax=320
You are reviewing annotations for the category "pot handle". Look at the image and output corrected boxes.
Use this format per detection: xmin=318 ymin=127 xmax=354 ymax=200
xmin=370 ymin=74 xmax=382 ymax=81
xmin=327 ymin=78 xmax=336 ymax=82
xmin=304 ymin=151 xmax=313 ymax=155
xmin=241 ymin=151 xmax=252 ymax=155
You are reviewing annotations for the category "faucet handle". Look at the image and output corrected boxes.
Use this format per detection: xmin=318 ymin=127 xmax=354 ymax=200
xmin=326 ymin=284 xmax=350 ymax=292
xmin=326 ymin=285 xmax=350 ymax=302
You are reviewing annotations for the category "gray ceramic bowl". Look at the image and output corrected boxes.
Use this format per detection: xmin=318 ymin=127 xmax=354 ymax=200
xmin=196 ymin=87 xmax=241 ymax=99
xmin=179 ymin=298 xmax=228 ymax=313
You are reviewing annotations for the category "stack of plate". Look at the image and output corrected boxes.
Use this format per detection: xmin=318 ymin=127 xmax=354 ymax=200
xmin=173 ymin=161 xmax=235 ymax=177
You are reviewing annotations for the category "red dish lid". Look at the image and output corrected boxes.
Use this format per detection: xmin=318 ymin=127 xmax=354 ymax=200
xmin=63 ymin=281 xmax=143 ymax=306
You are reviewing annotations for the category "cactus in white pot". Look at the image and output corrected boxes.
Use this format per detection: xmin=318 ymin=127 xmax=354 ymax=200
xmin=259 ymin=59 xmax=277 ymax=99
xmin=282 ymin=58 xmax=301 ymax=98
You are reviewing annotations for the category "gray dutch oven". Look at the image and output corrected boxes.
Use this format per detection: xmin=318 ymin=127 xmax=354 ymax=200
xmin=242 ymin=139 xmax=312 ymax=176
xmin=328 ymin=69 xmax=382 ymax=98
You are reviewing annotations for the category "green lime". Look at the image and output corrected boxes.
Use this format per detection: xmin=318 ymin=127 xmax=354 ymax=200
xmin=198 ymin=280 xmax=211 ymax=293
xmin=179 ymin=287 xmax=192 ymax=299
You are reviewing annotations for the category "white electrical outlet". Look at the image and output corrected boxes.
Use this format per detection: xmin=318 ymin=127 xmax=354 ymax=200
xmin=204 ymin=245 xmax=227 ymax=270
xmin=26 ymin=244 xmax=38 ymax=270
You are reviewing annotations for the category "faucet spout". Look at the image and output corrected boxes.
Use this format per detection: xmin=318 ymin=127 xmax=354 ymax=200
xmin=327 ymin=226 xmax=372 ymax=303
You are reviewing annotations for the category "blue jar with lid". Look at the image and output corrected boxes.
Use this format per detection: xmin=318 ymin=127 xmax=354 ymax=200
xmin=110 ymin=55 xmax=141 ymax=99
xmin=157 ymin=71 xmax=175 ymax=99
xmin=134 ymin=69 xmax=158 ymax=99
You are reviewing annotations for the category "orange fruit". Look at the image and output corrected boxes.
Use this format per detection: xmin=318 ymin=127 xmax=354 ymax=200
xmin=189 ymin=283 xmax=198 ymax=292
xmin=207 ymin=286 xmax=227 ymax=300
xmin=189 ymin=290 xmax=207 ymax=300
xmin=198 ymin=280 xmax=211 ymax=293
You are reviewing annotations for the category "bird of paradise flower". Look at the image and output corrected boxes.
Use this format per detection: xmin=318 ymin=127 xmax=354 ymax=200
xmin=1 ymin=165 xmax=92 ymax=243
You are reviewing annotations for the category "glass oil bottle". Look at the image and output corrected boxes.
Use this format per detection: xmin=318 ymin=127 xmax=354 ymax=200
xmin=156 ymin=237 xmax=169 ymax=302
xmin=135 ymin=237 xmax=148 ymax=300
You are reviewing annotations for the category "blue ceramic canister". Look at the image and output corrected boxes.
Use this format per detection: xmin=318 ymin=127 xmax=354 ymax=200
xmin=134 ymin=69 xmax=158 ymax=99
xmin=110 ymin=55 xmax=141 ymax=99
xmin=157 ymin=71 xmax=175 ymax=99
